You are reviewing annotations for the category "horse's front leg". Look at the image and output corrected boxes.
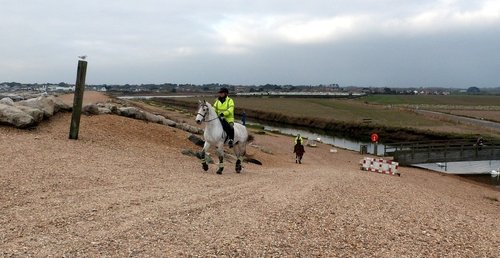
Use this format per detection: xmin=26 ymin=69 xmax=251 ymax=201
xmin=215 ymin=143 xmax=224 ymax=174
xmin=201 ymin=141 xmax=210 ymax=171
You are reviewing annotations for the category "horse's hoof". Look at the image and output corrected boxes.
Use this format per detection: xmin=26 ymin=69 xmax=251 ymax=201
xmin=202 ymin=163 xmax=209 ymax=171
xmin=236 ymin=165 xmax=242 ymax=173
xmin=216 ymin=168 xmax=223 ymax=174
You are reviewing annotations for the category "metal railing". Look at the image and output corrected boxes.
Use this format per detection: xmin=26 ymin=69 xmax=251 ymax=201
xmin=383 ymin=139 xmax=500 ymax=165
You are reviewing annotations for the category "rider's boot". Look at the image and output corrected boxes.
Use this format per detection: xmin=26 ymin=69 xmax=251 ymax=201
xmin=227 ymin=123 xmax=234 ymax=148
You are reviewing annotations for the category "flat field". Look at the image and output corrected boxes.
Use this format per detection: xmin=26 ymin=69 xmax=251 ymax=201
xmin=164 ymin=96 xmax=500 ymax=139
xmin=358 ymin=94 xmax=500 ymax=106
xmin=356 ymin=94 xmax=500 ymax=123
xmin=179 ymin=97 xmax=446 ymax=127
xmin=445 ymin=110 xmax=500 ymax=123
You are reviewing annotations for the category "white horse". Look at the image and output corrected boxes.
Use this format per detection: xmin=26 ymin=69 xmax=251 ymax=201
xmin=195 ymin=100 xmax=249 ymax=174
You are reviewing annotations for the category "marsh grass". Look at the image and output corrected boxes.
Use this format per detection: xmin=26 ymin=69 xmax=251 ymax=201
xmin=358 ymin=95 xmax=500 ymax=106
xmin=483 ymin=196 xmax=499 ymax=202
xmin=148 ymin=97 xmax=477 ymax=142
xmin=166 ymin=96 xmax=454 ymax=127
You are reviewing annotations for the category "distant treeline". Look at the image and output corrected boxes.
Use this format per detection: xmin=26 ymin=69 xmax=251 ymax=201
xmin=2 ymin=81 xmax=499 ymax=95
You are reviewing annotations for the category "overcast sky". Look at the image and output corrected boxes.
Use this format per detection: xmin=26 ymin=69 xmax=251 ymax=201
xmin=1 ymin=0 xmax=499 ymax=87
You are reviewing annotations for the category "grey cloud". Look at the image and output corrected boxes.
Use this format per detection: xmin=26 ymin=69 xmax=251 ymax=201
xmin=0 ymin=0 xmax=499 ymax=87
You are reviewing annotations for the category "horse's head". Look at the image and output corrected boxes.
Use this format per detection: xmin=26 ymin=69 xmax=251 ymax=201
xmin=195 ymin=100 xmax=209 ymax=124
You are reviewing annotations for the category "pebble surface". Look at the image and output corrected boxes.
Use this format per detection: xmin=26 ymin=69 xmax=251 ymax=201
xmin=0 ymin=93 xmax=499 ymax=257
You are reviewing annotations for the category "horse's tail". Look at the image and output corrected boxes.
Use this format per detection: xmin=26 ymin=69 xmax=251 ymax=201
xmin=245 ymin=158 xmax=262 ymax=165
xmin=247 ymin=134 xmax=255 ymax=143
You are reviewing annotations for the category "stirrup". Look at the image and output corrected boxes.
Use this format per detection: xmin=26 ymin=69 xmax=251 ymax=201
xmin=228 ymin=139 xmax=234 ymax=148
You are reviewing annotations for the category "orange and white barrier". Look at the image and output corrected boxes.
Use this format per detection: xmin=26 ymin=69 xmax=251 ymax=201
xmin=360 ymin=157 xmax=400 ymax=176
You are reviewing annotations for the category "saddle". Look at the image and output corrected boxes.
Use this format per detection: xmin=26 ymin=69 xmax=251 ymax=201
xmin=221 ymin=132 xmax=238 ymax=145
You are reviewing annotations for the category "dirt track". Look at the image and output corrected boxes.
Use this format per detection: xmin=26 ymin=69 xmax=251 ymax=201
xmin=1 ymin=93 xmax=499 ymax=256
xmin=415 ymin=109 xmax=500 ymax=131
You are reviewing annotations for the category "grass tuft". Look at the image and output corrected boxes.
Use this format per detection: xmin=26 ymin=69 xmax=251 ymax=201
xmin=483 ymin=196 xmax=499 ymax=202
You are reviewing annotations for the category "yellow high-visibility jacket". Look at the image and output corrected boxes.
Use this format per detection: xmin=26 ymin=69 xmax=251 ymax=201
xmin=294 ymin=136 xmax=303 ymax=144
xmin=214 ymin=97 xmax=235 ymax=123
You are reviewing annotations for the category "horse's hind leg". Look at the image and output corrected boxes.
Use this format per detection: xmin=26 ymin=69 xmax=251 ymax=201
xmin=235 ymin=144 xmax=244 ymax=173
xmin=235 ymin=158 xmax=242 ymax=173
xmin=201 ymin=142 xmax=210 ymax=171
xmin=216 ymin=144 xmax=224 ymax=174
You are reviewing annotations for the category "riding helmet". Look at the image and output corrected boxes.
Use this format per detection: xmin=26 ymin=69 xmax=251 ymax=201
xmin=218 ymin=87 xmax=229 ymax=94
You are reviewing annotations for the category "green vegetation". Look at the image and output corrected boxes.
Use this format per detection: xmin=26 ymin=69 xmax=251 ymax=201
xmin=149 ymin=96 xmax=500 ymax=142
xmin=483 ymin=196 xmax=499 ymax=202
xmin=358 ymin=95 xmax=500 ymax=106
xmin=173 ymin=97 xmax=450 ymax=127
xmin=245 ymin=123 xmax=265 ymax=130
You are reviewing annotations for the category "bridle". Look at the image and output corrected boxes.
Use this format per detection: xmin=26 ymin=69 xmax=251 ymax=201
xmin=197 ymin=104 xmax=219 ymax=123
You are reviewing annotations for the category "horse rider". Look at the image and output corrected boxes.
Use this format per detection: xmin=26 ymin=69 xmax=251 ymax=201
xmin=294 ymin=134 xmax=303 ymax=145
xmin=294 ymin=138 xmax=305 ymax=164
xmin=214 ymin=87 xmax=235 ymax=148
xmin=476 ymin=137 xmax=484 ymax=150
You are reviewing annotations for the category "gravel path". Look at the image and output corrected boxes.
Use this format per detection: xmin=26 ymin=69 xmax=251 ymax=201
xmin=0 ymin=94 xmax=499 ymax=257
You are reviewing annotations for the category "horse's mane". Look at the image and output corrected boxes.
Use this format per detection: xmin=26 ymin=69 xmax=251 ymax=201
xmin=203 ymin=101 xmax=212 ymax=106
xmin=203 ymin=101 xmax=215 ymax=112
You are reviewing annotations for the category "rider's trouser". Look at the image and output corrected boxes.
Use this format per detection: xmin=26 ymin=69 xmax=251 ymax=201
xmin=220 ymin=118 xmax=234 ymax=142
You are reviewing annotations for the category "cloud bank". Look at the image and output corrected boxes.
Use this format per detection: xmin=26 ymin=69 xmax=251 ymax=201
xmin=0 ymin=0 xmax=499 ymax=87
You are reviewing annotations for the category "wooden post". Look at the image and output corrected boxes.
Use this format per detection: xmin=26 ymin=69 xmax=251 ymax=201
xmin=69 ymin=60 xmax=87 ymax=140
